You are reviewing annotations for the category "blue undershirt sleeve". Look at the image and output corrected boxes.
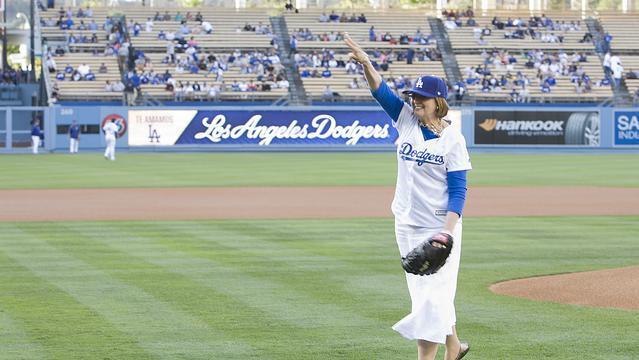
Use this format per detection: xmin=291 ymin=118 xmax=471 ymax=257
xmin=371 ymin=81 xmax=404 ymax=122
xmin=447 ymin=170 xmax=468 ymax=217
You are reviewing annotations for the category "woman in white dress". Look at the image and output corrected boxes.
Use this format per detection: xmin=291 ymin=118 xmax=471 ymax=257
xmin=345 ymin=34 xmax=471 ymax=360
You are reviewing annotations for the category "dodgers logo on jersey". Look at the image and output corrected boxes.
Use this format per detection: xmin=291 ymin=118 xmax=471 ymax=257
xmin=399 ymin=142 xmax=444 ymax=166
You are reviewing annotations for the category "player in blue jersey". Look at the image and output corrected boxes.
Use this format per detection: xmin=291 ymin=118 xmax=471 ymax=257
xmin=68 ymin=120 xmax=81 ymax=153
xmin=31 ymin=119 xmax=42 ymax=154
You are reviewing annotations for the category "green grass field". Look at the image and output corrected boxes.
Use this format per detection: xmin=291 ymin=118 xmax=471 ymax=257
xmin=0 ymin=153 xmax=638 ymax=359
xmin=0 ymin=153 xmax=637 ymax=188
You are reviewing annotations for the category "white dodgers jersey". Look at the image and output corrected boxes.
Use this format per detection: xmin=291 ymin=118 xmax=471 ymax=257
xmin=392 ymin=103 xmax=472 ymax=228
xmin=103 ymin=122 xmax=119 ymax=137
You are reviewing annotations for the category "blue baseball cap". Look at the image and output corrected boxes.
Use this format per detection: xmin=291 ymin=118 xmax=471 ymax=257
xmin=403 ymin=75 xmax=448 ymax=99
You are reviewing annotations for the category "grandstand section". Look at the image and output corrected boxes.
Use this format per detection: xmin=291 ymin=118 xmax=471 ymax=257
xmin=621 ymin=56 xmax=639 ymax=97
xmin=446 ymin=14 xmax=595 ymax=51
xmin=284 ymin=10 xmax=436 ymax=50
xmin=456 ymin=51 xmax=612 ymax=102
xmin=598 ymin=14 xmax=639 ymax=51
xmin=45 ymin=52 xmax=122 ymax=102
xmin=297 ymin=52 xmax=445 ymax=101
xmin=34 ymin=5 xmax=637 ymax=105
xmin=124 ymin=8 xmax=275 ymax=51
xmin=286 ymin=10 xmax=444 ymax=101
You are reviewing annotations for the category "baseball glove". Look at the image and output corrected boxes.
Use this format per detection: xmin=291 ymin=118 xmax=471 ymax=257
xmin=401 ymin=232 xmax=454 ymax=276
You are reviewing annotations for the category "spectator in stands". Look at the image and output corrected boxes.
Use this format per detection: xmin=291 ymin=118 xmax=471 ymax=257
xmin=329 ymin=11 xmax=339 ymax=22
xmin=289 ymin=35 xmax=298 ymax=56
xmin=358 ymin=13 xmax=367 ymax=23
xmin=444 ymin=17 xmax=457 ymax=30
xmin=162 ymin=11 xmax=171 ymax=21
xmin=285 ymin=1 xmax=294 ymax=11
xmin=180 ymin=22 xmax=190 ymax=35
xmin=319 ymin=12 xmax=329 ymax=23
xmin=201 ymin=20 xmax=213 ymax=34
xmin=31 ymin=119 xmax=42 ymax=154
xmin=56 ymin=71 xmax=65 ymax=80
xmin=466 ymin=17 xmax=476 ymax=26
xmin=145 ymin=18 xmax=154 ymax=32
xmin=626 ymin=69 xmax=639 ymax=79
xmin=175 ymin=12 xmax=184 ymax=22
xmin=195 ymin=11 xmax=203 ymax=22
xmin=580 ymin=31 xmax=592 ymax=43
xmin=611 ymin=54 xmax=623 ymax=88
xmin=277 ymin=77 xmax=289 ymax=89
xmin=45 ymin=56 xmax=57 ymax=73
xmin=350 ymin=77 xmax=361 ymax=89
xmin=153 ymin=11 xmax=162 ymax=21
xmin=104 ymin=80 xmax=113 ymax=91
xmin=598 ymin=32 xmax=612 ymax=53
xmin=454 ymin=81 xmax=466 ymax=101
xmin=323 ymin=85 xmax=335 ymax=101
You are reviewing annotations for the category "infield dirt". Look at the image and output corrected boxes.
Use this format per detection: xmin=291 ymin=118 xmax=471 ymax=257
xmin=3 ymin=185 xmax=639 ymax=221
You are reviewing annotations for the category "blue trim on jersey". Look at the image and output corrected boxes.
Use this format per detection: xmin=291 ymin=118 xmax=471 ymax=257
xmin=371 ymin=81 xmax=404 ymax=122
xmin=447 ymin=170 xmax=467 ymax=216
xmin=420 ymin=126 xmax=439 ymax=141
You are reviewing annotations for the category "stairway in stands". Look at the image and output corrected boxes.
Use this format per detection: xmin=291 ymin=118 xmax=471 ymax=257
xmin=586 ymin=17 xmax=632 ymax=105
xmin=270 ymin=16 xmax=309 ymax=105
xmin=427 ymin=17 xmax=463 ymax=96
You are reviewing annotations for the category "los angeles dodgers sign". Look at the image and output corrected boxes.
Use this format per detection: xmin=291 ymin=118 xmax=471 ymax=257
xmin=128 ymin=110 xmax=398 ymax=147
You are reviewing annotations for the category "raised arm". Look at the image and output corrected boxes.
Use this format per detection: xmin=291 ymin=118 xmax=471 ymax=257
xmin=344 ymin=33 xmax=404 ymax=121
xmin=344 ymin=33 xmax=382 ymax=90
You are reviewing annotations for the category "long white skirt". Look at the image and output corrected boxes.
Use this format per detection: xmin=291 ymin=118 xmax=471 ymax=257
xmin=392 ymin=220 xmax=463 ymax=344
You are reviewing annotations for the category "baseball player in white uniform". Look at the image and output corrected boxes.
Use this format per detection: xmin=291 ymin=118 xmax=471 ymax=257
xmin=103 ymin=119 xmax=119 ymax=161
xmin=345 ymin=34 xmax=471 ymax=360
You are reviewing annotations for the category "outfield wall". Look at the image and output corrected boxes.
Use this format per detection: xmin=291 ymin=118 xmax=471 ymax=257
xmin=2 ymin=105 xmax=638 ymax=152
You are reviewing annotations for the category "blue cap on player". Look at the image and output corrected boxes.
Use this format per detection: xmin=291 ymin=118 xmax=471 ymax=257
xmin=402 ymin=75 xmax=448 ymax=99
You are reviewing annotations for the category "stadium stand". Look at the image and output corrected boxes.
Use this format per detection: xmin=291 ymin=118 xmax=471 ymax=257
xmin=296 ymin=51 xmax=445 ymax=101
xmin=446 ymin=12 xmax=595 ymax=51
xmin=456 ymin=50 xmax=612 ymax=102
xmin=285 ymin=9 xmax=445 ymax=101
xmin=598 ymin=14 xmax=639 ymax=101
xmin=444 ymin=11 xmax=612 ymax=102
xmin=45 ymin=52 xmax=122 ymax=102
xmin=284 ymin=10 xmax=437 ymax=50
xmin=122 ymin=8 xmax=286 ymax=102
xmin=124 ymin=8 xmax=275 ymax=51
xmin=41 ymin=6 xmax=125 ymax=102
xmin=597 ymin=14 xmax=639 ymax=51
xmin=37 ymin=5 xmax=632 ymax=105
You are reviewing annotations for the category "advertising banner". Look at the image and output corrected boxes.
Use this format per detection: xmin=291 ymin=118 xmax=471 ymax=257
xmin=475 ymin=110 xmax=599 ymax=146
xmin=128 ymin=109 xmax=463 ymax=147
xmin=613 ymin=111 xmax=639 ymax=146
xmin=128 ymin=110 xmax=403 ymax=147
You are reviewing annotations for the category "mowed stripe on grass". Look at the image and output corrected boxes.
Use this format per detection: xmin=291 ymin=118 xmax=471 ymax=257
xmin=0 ymin=153 xmax=638 ymax=189
xmin=0 ymin=217 xmax=638 ymax=359
xmin=0 ymin=224 xmax=256 ymax=360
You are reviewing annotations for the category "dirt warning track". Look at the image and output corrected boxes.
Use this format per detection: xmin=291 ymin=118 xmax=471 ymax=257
xmin=2 ymin=186 xmax=639 ymax=222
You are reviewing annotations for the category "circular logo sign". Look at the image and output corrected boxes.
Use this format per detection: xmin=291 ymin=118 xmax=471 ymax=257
xmin=101 ymin=114 xmax=127 ymax=137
